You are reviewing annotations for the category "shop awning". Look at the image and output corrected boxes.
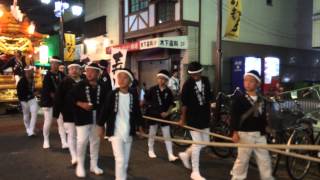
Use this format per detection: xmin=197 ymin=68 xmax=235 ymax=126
xmin=106 ymin=36 xmax=188 ymax=54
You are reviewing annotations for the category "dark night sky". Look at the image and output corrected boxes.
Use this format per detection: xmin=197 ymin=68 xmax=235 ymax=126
xmin=0 ymin=0 xmax=84 ymax=35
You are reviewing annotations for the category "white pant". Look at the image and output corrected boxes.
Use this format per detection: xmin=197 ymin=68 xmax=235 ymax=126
xmin=21 ymin=98 xmax=39 ymax=136
xmin=64 ymin=122 xmax=77 ymax=163
xmin=76 ymin=124 xmax=101 ymax=171
xmin=42 ymin=108 xmax=67 ymax=147
xmin=110 ymin=136 xmax=133 ymax=180
xmin=231 ymin=132 xmax=274 ymax=180
xmin=148 ymin=125 xmax=174 ymax=156
xmin=183 ymin=128 xmax=210 ymax=173
xmin=57 ymin=114 xmax=67 ymax=146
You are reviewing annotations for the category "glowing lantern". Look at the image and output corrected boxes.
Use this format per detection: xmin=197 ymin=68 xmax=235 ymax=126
xmin=0 ymin=9 xmax=4 ymax=17
xmin=39 ymin=45 xmax=49 ymax=65
xmin=27 ymin=22 xmax=35 ymax=34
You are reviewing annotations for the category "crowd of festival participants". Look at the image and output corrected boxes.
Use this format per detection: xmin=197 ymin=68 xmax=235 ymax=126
xmin=1 ymin=51 xmax=275 ymax=180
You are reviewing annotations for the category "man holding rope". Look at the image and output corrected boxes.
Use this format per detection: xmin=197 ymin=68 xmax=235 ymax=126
xmin=178 ymin=62 xmax=213 ymax=180
xmin=144 ymin=69 xmax=178 ymax=162
xmin=230 ymin=70 xmax=274 ymax=180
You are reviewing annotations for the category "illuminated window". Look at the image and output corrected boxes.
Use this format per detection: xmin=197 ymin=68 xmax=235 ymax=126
xmin=156 ymin=0 xmax=175 ymax=24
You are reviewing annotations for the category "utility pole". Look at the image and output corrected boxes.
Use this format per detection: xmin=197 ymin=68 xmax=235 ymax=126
xmin=214 ymin=0 xmax=222 ymax=121
xmin=59 ymin=0 xmax=65 ymax=62
xmin=215 ymin=0 xmax=222 ymax=95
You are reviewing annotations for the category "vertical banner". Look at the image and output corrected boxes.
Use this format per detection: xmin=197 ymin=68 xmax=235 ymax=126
xmin=110 ymin=48 xmax=127 ymax=88
xmin=224 ymin=0 xmax=242 ymax=39
xmin=231 ymin=56 xmax=245 ymax=91
xmin=64 ymin=33 xmax=76 ymax=61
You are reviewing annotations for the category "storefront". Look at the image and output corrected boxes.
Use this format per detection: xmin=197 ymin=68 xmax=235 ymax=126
xmin=107 ymin=35 xmax=188 ymax=88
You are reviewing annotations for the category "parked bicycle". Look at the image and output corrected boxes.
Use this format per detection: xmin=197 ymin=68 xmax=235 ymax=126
xmin=284 ymin=93 xmax=320 ymax=179
xmin=267 ymin=87 xmax=320 ymax=180
xmin=210 ymin=88 xmax=241 ymax=158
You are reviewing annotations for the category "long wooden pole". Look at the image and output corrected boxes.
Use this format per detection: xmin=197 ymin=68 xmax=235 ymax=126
xmin=137 ymin=133 xmax=320 ymax=163
xmin=143 ymin=116 xmax=320 ymax=151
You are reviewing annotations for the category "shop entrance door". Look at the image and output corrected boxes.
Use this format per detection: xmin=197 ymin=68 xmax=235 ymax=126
xmin=139 ymin=59 xmax=170 ymax=89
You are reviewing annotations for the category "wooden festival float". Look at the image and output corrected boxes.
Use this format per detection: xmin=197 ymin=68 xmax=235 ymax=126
xmin=0 ymin=2 xmax=46 ymax=103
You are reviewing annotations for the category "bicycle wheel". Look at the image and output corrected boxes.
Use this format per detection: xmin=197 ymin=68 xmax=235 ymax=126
xmin=210 ymin=119 xmax=234 ymax=158
xmin=267 ymin=132 xmax=283 ymax=176
xmin=170 ymin=125 xmax=192 ymax=147
xmin=286 ymin=130 xmax=312 ymax=180
xmin=314 ymin=133 xmax=320 ymax=172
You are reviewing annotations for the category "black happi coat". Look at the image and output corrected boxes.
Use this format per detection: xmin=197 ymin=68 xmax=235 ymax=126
xmin=71 ymin=80 xmax=106 ymax=126
xmin=0 ymin=57 xmax=26 ymax=77
xmin=181 ymin=76 xmax=213 ymax=129
xmin=145 ymin=85 xmax=174 ymax=126
xmin=17 ymin=77 xmax=35 ymax=102
xmin=53 ymin=76 xmax=81 ymax=122
xmin=40 ymin=71 xmax=64 ymax=107
xmin=97 ymin=89 xmax=143 ymax=137
xmin=99 ymin=71 xmax=113 ymax=92
xmin=230 ymin=93 xmax=268 ymax=134
xmin=99 ymin=71 xmax=113 ymax=137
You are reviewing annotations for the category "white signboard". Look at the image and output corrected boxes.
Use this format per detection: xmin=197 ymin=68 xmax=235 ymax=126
xmin=139 ymin=36 xmax=188 ymax=50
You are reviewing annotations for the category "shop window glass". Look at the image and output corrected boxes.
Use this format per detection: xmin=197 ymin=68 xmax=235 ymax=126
xmin=156 ymin=0 xmax=175 ymax=24
xmin=130 ymin=0 xmax=149 ymax=13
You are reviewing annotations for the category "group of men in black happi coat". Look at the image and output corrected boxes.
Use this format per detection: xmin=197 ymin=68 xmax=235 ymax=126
xmin=12 ymin=52 xmax=274 ymax=180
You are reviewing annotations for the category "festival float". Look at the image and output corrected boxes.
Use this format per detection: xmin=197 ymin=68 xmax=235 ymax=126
xmin=0 ymin=1 xmax=47 ymax=103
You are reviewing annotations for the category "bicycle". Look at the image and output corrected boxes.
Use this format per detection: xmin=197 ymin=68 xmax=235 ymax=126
xmin=268 ymin=87 xmax=320 ymax=179
xmin=210 ymin=88 xmax=241 ymax=158
xmin=286 ymin=115 xmax=318 ymax=180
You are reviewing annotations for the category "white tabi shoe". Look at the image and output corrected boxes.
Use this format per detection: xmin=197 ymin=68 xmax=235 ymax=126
xmin=43 ymin=140 xmax=50 ymax=149
xmin=26 ymin=129 xmax=31 ymax=136
xmin=168 ymin=154 xmax=178 ymax=162
xmin=148 ymin=150 xmax=157 ymax=158
xmin=28 ymin=131 xmax=36 ymax=137
xmin=76 ymin=164 xmax=86 ymax=178
xmin=90 ymin=166 xmax=104 ymax=175
xmin=62 ymin=143 xmax=69 ymax=149
xmin=178 ymin=152 xmax=191 ymax=169
xmin=191 ymin=172 xmax=206 ymax=180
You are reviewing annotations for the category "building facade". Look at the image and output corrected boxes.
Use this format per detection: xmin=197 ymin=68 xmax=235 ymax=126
xmin=84 ymin=0 xmax=319 ymax=91
xmin=120 ymin=0 xmax=201 ymax=88
xmin=83 ymin=0 xmax=121 ymax=61
xmin=119 ymin=0 xmax=318 ymax=90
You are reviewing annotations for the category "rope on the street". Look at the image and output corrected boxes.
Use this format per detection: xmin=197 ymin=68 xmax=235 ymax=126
xmin=137 ymin=132 xmax=320 ymax=163
xmin=143 ymin=115 xmax=320 ymax=151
